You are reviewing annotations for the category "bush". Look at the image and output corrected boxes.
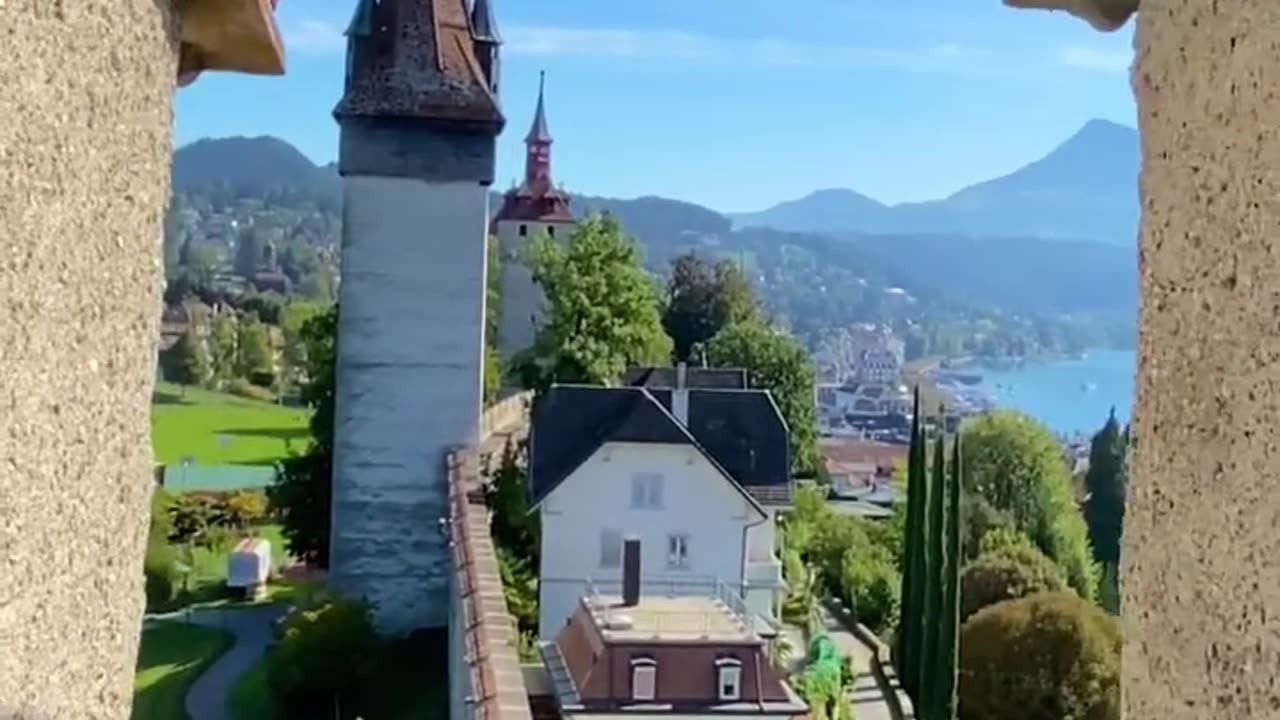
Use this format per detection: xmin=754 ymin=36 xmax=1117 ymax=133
xmin=228 ymin=377 xmax=277 ymax=403
xmin=225 ymin=489 xmax=271 ymax=528
xmin=143 ymin=538 xmax=179 ymax=611
xmin=268 ymin=596 xmax=380 ymax=719
xmin=959 ymin=591 xmax=1121 ymax=720
xmin=960 ymin=545 xmax=1068 ymax=621
xmin=839 ymin=545 xmax=899 ymax=634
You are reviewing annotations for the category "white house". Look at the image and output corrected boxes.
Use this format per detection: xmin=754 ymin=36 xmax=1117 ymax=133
xmin=529 ymin=367 xmax=791 ymax=641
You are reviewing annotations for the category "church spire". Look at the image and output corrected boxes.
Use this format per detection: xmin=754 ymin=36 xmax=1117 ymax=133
xmin=523 ymin=72 xmax=555 ymax=190
xmin=526 ymin=71 xmax=552 ymax=144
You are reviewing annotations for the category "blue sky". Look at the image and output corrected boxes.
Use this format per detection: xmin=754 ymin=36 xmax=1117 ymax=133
xmin=175 ymin=0 xmax=1137 ymax=212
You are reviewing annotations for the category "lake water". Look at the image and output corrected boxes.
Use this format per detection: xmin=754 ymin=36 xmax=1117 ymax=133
xmin=976 ymin=349 xmax=1136 ymax=436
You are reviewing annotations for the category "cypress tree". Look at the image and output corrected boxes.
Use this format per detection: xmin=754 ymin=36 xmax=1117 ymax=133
xmin=932 ymin=433 xmax=963 ymax=720
xmin=919 ymin=428 xmax=946 ymax=716
xmin=897 ymin=388 xmax=926 ymax=699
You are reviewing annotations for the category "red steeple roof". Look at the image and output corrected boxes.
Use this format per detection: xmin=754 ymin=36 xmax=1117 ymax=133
xmin=493 ymin=72 xmax=573 ymax=226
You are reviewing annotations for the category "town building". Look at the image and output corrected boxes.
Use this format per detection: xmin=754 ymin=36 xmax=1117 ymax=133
xmin=538 ymin=537 xmax=808 ymax=720
xmin=328 ymin=0 xmax=504 ymax=633
xmin=493 ymin=73 xmax=576 ymax=365
xmin=529 ymin=365 xmax=790 ymax=640
xmin=855 ymin=345 xmax=903 ymax=385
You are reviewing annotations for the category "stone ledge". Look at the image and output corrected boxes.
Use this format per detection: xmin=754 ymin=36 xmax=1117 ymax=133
xmin=449 ymin=449 xmax=534 ymax=720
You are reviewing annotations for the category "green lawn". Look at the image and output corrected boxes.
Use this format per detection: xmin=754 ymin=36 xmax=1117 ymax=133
xmin=133 ymin=622 xmax=234 ymax=720
xmin=152 ymin=383 xmax=311 ymax=466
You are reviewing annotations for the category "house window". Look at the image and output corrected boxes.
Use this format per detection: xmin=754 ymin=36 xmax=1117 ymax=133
xmin=599 ymin=529 xmax=622 ymax=568
xmin=715 ymin=658 xmax=743 ymax=701
xmin=519 ymin=224 xmax=528 ymax=237
xmin=667 ymin=533 xmax=690 ymax=569
xmin=630 ymin=473 xmax=664 ymax=509
xmin=631 ymin=657 xmax=657 ymax=701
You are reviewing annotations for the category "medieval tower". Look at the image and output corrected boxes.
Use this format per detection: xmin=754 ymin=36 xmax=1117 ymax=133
xmin=493 ymin=73 xmax=576 ymax=365
xmin=330 ymin=0 xmax=504 ymax=632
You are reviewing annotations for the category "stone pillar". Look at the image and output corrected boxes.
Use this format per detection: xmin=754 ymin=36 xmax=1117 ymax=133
xmin=0 ymin=2 xmax=177 ymax=718
xmin=1126 ymin=2 xmax=1280 ymax=717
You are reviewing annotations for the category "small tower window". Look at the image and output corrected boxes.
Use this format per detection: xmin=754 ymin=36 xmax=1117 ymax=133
xmin=631 ymin=657 xmax=657 ymax=701
xmin=519 ymin=224 xmax=528 ymax=237
xmin=547 ymin=226 xmax=556 ymax=238
xmin=715 ymin=657 xmax=743 ymax=701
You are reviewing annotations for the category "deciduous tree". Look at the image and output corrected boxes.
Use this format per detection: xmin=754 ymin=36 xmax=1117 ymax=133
xmin=704 ymin=320 xmax=818 ymax=475
xmin=961 ymin=410 xmax=1099 ymax=601
xmin=270 ymin=304 xmax=337 ymax=567
xmin=166 ymin=327 xmax=212 ymax=388
xmin=661 ymin=252 xmax=757 ymax=362
xmin=511 ymin=214 xmax=672 ymax=392
xmin=235 ymin=314 xmax=274 ymax=381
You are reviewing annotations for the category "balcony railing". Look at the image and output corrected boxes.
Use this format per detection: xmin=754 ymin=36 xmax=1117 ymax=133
xmin=582 ymin=576 xmax=780 ymax=636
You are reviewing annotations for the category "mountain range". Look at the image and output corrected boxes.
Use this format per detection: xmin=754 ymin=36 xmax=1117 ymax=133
xmin=730 ymin=119 xmax=1140 ymax=247
xmin=170 ymin=121 xmax=1138 ymax=349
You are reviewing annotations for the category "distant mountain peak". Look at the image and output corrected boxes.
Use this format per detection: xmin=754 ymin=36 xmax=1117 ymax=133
xmin=733 ymin=120 xmax=1140 ymax=246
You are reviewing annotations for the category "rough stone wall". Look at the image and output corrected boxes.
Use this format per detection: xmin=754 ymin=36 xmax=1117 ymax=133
xmin=1125 ymin=2 xmax=1280 ymax=717
xmin=331 ymin=175 xmax=489 ymax=633
xmin=0 ymin=2 xmax=177 ymax=719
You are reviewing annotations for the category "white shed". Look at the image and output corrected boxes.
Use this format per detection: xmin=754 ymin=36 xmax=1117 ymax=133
xmin=226 ymin=537 xmax=272 ymax=598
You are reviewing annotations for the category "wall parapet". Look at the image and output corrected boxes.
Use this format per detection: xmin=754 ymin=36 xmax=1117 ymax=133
xmin=824 ymin=598 xmax=914 ymax=720
xmin=482 ymin=391 xmax=533 ymax=441
xmin=448 ymin=448 xmax=534 ymax=720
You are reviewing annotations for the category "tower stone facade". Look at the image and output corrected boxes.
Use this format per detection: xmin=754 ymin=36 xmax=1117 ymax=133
xmin=331 ymin=0 xmax=504 ymax=633
xmin=493 ymin=73 xmax=576 ymax=365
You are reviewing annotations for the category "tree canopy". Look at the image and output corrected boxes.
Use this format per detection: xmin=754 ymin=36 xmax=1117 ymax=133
xmin=1083 ymin=409 xmax=1126 ymax=562
xmin=661 ymin=251 xmax=757 ymax=362
xmin=511 ymin=214 xmax=672 ymax=392
xmin=958 ymin=591 xmax=1122 ymax=720
xmin=270 ymin=304 xmax=337 ymax=567
xmin=960 ymin=529 xmax=1069 ymax=621
xmin=960 ymin=410 xmax=1099 ymax=600
xmin=704 ymin=320 xmax=819 ymax=475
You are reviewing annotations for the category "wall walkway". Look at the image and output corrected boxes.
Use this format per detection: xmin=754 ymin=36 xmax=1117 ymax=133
xmin=448 ymin=392 xmax=535 ymax=720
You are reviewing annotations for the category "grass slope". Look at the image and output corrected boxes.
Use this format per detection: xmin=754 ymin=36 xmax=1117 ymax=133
xmin=132 ymin=622 xmax=234 ymax=720
xmin=151 ymin=383 xmax=311 ymax=466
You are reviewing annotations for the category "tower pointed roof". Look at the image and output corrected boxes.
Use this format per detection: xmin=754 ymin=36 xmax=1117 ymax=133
xmin=335 ymin=0 xmax=503 ymax=129
xmin=525 ymin=71 xmax=552 ymax=144
xmin=470 ymin=0 xmax=501 ymax=43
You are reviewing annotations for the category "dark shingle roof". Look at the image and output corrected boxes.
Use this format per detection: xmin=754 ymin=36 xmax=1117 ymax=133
xmin=529 ymin=380 xmax=790 ymax=507
xmin=621 ymin=366 xmax=748 ymax=390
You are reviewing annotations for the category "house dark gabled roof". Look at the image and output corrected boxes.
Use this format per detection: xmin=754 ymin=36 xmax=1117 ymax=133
xmin=621 ymin=366 xmax=748 ymax=390
xmin=528 ymin=375 xmax=791 ymax=508
xmin=528 ymin=386 xmax=769 ymax=513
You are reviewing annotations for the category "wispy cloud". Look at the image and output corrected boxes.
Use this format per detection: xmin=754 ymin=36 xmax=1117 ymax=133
xmin=504 ymin=25 xmax=990 ymax=74
xmin=1060 ymin=46 xmax=1131 ymax=74
xmin=284 ymin=19 xmax=345 ymax=54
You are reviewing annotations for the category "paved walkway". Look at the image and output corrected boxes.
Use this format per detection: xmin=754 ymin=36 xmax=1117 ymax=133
xmin=816 ymin=607 xmax=896 ymax=720
xmin=147 ymin=604 xmax=287 ymax=720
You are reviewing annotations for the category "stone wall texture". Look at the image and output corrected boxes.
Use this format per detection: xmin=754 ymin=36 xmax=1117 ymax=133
xmin=0 ymin=1 xmax=176 ymax=718
xmin=1126 ymin=2 xmax=1280 ymax=718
